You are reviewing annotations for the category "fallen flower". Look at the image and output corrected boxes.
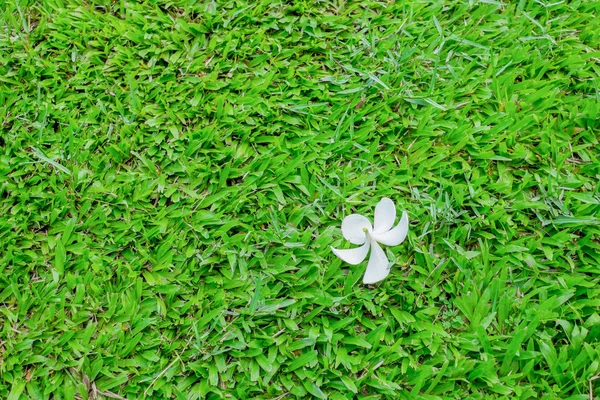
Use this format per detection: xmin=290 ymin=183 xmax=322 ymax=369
xmin=331 ymin=198 xmax=408 ymax=284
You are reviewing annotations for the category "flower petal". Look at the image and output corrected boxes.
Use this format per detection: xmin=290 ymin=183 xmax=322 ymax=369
xmin=372 ymin=211 xmax=408 ymax=246
xmin=341 ymin=214 xmax=372 ymax=245
xmin=331 ymin=241 xmax=370 ymax=265
xmin=363 ymin=240 xmax=390 ymax=284
xmin=373 ymin=197 xmax=396 ymax=234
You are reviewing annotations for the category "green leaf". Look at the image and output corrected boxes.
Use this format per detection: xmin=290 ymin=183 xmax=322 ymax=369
xmin=287 ymin=350 xmax=318 ymax=371
xmin=303 ymin=381 xmax=327 ymax=399
xmin=340 ymin=376 xmax=358 ymax=393
xmin=55 ymin=241 xmax=66 ymax=274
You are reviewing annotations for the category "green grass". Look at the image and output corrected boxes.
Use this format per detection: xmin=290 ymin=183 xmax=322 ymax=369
xmin=1 ymin=0 xmax=600 ymax=398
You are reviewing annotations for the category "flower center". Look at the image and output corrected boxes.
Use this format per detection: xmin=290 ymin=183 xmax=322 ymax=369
xmin=362 ymin=227 xmax=371 ymax=240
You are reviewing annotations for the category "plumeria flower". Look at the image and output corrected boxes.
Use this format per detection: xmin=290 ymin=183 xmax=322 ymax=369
xmin=331 ymin=198 xmax=409 ymax=284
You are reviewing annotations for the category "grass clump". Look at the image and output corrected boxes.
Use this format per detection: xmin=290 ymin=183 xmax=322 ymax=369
xmin=1 ymin=0 xmax=599 ymax=399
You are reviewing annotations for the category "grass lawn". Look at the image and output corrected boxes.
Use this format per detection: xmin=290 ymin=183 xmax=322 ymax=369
xmin=1 ymin=0 xmax=600 ymax=398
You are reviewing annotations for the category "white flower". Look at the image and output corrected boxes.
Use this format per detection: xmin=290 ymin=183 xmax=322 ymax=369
xmin=331 ymin=198 xmax=409 ymax=284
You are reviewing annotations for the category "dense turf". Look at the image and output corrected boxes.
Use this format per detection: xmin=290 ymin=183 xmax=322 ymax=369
xmin=1 ymin=0 xmax=600 ymax=399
